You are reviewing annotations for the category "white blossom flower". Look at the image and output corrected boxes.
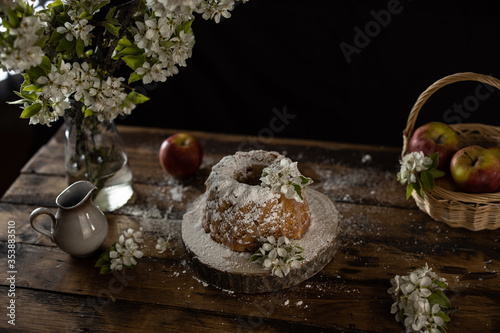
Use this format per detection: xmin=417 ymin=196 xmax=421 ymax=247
xmin=170 ymin=30 xmax=194 ymax=67
xmin=260 ymin=159 xmax=313 ymax=202
xmin=0 ymin=14 xmax=45 ymax=73
xmin=56 ymin=18 xmax=94 ymax=45
xmin=109 ymin=251 xmax=123 ymax=271
xmin=196 ymin=0 xmax=235 ymax=23
xmin=250 ymin=236 xmax=304 ymax=277
xmin=156 ymin=237 xmax=170 ymax=253
xmin=388 ymin=264 xmax=450 ymax=333
xmin=147 ymin=0 xmax=202 ymax=15
xmin=136 ymin=61 xmax=153 ymax=84
xmin=397 ymin=151 xmax=433 ymax=185
xmin=122 ymin=227 xmax=144 ymax=244
xmin=104 ymin=228 xmax=144 ymax=273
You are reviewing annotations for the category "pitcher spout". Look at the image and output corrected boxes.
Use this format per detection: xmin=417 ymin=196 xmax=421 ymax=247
xmin=56 ymin=180 xmax=98 ymax=210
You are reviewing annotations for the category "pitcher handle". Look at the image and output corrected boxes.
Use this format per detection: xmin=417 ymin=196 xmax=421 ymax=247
xmin=30 ymin=207 xmax=56 ymax=242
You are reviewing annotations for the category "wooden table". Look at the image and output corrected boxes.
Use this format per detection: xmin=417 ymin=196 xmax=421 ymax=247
xmin=1 ymin=126 xmax=499 ymax=332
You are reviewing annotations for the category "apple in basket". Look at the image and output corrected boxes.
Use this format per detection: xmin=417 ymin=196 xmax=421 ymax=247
xmin=450 ymin=145 xmax=500 ymax=193
xmin=487 ymin=146 xmax=500 ymax=161
xmin=409 ymin=121 xmax=460 ymax=170
xmin=159 ymin=133 xmax=203 ymax=178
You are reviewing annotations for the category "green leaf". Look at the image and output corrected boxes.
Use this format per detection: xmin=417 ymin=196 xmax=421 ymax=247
xmin=99 ymin=265 xmax=112 ymax=274
xmin=48 ymin=0 xmax=64 ymax=13
xmin=436 ymin=310 xmax=451 ymax=323
xmin=428 ymin=289 xmax=451 ymax=308
xmin=84 ymin=108 xmax=94 ymax=118
xmin=22 ymin=84 xmax=42 ymax=92
xmin=20 ymin=103 xmax=42 ymax=119
xmin=122 ymin=55 xmax=145 ymax=71
xmin=177 ymin=20 xmax=193 ymax=34
xmin=421 ymin=170 xmax=434 ymax=191
xmin=429 ymin=168 xmax=446 ymax=179
xmin=117 ymin=45 xmax=143 ymax=57
xmin=7 ymin=99 xmax=29 ymax=105
xmin=95 ymin=256 xmax=109 ymax=268
xmin=104 ymin=22 xmax=120 ymax=37
xmin=128 ymin=72 xmax=142 ymax=84
xmin=55 ymin=37 xmax=75 ymax=54
xmin=249 ymin=254 xmax=261 ymax=262
xmin=106 ymin=6 xmax=117 ymax=20
xmin=39 ymin=56 xmax=52 ymax=73
xmin=429 ymin=152 xmax=440 ymax=170
xmin=300 ymin=175 xmax=312 ymax=185
xmin=25 ymin=66 xmax=47 ymax=82
xmin=117 ymin=37 xmax=134 ymax=48
xmin=8 ymin=8 xmax=20 ymax=27
xmin=76 ymin=38 xmax=85 ymax=58
xmin=293 ymin=184 xmax=303 ymax=200
xmin=406 ymin=182 xmax=414 ymax=199
xmin=127 ymin=91 xmax=149 ymax=104
xmin=433 ymin=279 xmax=448 ymax=289
xmin=13 ymin=90 xmax=36 ymax=102
xmin=49 ymin=30 xmax=65 ymax=43
xmin=416 ymin=179 xmax=424 ymax=198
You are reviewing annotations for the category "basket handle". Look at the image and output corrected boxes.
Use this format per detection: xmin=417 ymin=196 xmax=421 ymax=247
xmin=402 ymin=72 xmax=500 ymax=156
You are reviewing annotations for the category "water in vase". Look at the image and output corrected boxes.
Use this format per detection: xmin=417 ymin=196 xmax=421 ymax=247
xmin=66 ymin=158 xmax=134 ymax=212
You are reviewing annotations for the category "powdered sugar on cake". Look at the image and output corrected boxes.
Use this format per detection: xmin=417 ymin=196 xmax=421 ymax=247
xmin=201 ymin=150 xmax=311 ymax=252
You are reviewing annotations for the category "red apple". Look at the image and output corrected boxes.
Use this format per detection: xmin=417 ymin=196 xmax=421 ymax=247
xmin=487 ymin=146 xmax=500 ymax=191
xmin=450 ymin=145 xmax=500 ymax=193
xmin=487 ymin=146 xmax=500 ymax=161
xmin=409 ymin=121 xmax=460 ymax=170
xmin=159 ymin=133 xmax=203 ymax=178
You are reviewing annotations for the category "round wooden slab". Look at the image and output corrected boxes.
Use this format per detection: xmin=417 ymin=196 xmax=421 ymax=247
xmin=181 ymin=188 xmax=340 ymax=293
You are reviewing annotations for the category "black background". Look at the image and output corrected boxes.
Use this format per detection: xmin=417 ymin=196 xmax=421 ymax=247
xmin=2 ymin=0 xmax=500 ymax=195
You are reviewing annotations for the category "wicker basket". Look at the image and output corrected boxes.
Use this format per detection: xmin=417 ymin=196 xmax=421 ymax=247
xmin=402 ymin=72 xmax=500 ymax=231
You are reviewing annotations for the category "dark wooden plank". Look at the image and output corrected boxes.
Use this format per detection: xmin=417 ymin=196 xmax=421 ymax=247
xmin=1 ymin=201 xmax=499 ymax=332
xmin=1 ymin=287 xmax=348 ymax=333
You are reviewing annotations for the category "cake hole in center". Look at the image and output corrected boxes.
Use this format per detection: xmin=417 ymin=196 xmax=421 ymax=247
xmin=237 ymin=165 xmax=266 ymax=186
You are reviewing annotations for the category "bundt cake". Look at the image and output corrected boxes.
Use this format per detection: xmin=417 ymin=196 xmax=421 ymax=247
xmin=201 ymin=150 xmax=312 ymax=252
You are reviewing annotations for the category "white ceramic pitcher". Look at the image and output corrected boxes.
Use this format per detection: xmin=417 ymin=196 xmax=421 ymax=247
xmin=30 ymin=181 xmax=108 ymax=258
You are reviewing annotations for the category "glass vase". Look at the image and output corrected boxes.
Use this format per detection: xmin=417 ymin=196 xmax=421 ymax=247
xmin=64 ymin=103 xmax=133 ymax=212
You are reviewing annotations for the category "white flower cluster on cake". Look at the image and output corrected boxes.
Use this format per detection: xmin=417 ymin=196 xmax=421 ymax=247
xmin=260 ymin=159 xmax=313 ymax=203
xmin=388 ymin=264 xmax=451 ymax=333
xmin=250 ymin=236 xmax=304 ymax=277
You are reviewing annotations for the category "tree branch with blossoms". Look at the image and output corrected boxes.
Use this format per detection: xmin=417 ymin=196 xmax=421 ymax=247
xmin=0 ymin=0 xmax=249 ymax=126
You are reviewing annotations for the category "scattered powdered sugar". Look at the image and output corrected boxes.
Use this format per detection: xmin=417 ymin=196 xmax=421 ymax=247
xmin=169 ymin=186 xmax=184 ymax=202
xmin=361 ymin=154 xmax=372 ymax=163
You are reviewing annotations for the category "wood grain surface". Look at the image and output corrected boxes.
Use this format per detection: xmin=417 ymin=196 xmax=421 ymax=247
xmin=1 ymin=126 xmax=499 ymax=332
